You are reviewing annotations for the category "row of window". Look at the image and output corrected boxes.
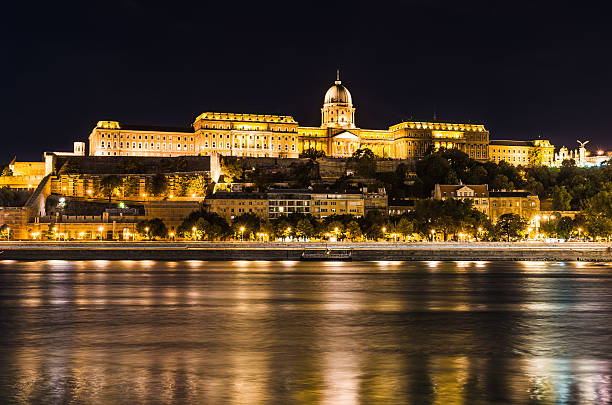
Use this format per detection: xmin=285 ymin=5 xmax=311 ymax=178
xmin=100 ymin=133 xmax=193 ymax=142
xmin=202 ymin=123 xmax=296 ymax=132
xmin=204 ymin=134 xmax=293 ymax=141
xmin=100 ymin=141 xmax=193 ymax=151
xmin=202 ymin=142 xmax=294 ymax=151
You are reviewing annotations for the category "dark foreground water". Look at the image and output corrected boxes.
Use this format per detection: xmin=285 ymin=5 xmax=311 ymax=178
xmin=0 ymin=260 xmax=611 ymax=404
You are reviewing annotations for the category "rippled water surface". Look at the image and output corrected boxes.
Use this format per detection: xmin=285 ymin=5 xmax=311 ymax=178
xmin=1 ymin=260 xmax=611 ymax=404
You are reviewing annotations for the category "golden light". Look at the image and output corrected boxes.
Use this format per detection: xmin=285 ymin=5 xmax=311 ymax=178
xmin=551 ymin=215 xmax=556 ymax=220
xmin=142 ymin=193 xmax=147 ymax=197
xmin=240 ymin=226 xmax=245 ymax=232
xmin=145 ymin=227 xmax=149 ymax=232
xmin=169 ymin=194 xmax=174 ymax=198
xmin=87 ymin=189 xmax=92 ymax=194
xmin=597 ymin=150 xmax=604 ymax=156
xmin=192 ymin=226 xmax=197 ymax=232
xmin=191 ymin=193 xmax=196 ymax=198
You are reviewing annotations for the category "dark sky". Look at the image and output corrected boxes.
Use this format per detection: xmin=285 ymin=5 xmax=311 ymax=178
xmin=2 ymin=0 xmax=611 ymax=163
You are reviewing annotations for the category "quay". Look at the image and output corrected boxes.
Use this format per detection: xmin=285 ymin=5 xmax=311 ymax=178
xmin=0 ymin=242 xmax=611 ymax=262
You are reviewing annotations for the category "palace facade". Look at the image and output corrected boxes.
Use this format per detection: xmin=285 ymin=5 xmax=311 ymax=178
xmin=89 ymin=73 xmax=490 ymax=160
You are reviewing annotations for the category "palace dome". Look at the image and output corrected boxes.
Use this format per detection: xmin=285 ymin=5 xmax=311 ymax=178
xmin=324 ymin=72 xmax=352 ymax=104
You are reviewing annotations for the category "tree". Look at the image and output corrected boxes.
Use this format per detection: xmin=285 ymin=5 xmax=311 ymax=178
xmin=552 ymin=186 xmax=572 ymax=211
xmin=300 ymin=148 xmax=326 ymax=159
xmin=136 ymin=218 xmax=168 ymax=240
xmin=344 ymin=220 xmax=362 ymax=241
xmin=295 ymin=218 xmax=315 ymax=239
xmin=1 ymin=166 xmax=13 ymax=176
xmin=100 ymin=175 xmax=122 ymax=202
xmin=395 ymin=217 xmax=414 ymax=240
xmin=187 ymin=175 xmax=207 ymax=197
xmin=494 ymin=214 xmax=527 ymax=241
xmin=529 ymin=146 xmax=544 ymax=166
xmin=350 ymin=148 xmax=377 ymax=178
xmin=177 ymin=210 xmax=231 ymax=240
xmin=149 ymin=173 xmax=168 ymax=197
xmin=123 ymin=176 xmax=141 ymax=197
xmin=232 ymin=213 xmax=262 ymax=240
xmin=220 ymin=156 xmax=243 ymax=183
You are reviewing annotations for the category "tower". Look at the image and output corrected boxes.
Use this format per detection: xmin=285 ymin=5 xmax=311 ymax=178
xmin=321 ymin=70 xmax=355 ymax=128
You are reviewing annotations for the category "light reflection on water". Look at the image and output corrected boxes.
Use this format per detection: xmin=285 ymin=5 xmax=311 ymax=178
xmin=0 ymin=260 xmax=611 ymax=404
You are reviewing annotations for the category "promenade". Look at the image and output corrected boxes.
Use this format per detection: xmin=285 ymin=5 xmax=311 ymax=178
xmin=1 ymin=241 xmax=611 ymax=261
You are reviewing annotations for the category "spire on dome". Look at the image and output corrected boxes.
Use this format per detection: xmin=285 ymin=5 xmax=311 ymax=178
xmin=335 ymin=69 xmax=341 ymax=85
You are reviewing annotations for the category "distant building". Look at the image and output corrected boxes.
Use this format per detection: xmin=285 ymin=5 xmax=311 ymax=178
xmin=85 ymin=72 xmax=490 ymax=160
xmin=433 ymin=184 xmax=490 ymax=215
xmin=387 ymin=199 xmax=416 ymax=216
xmin=489 ymin=190 xmax=540 ymax=223
xmin=488 ymin=139 xmax=555 ymax=167
xmin=205 ymin=192 xmax=269 ymax=222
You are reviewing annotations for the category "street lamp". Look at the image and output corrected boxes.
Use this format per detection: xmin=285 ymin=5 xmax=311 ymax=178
xmin=170 ymin=232 xmax=175 ymax=241
xmin=98 ymin=226 xmax=104 ymax=240
xmin=240 ymin=226 xmax=245 ymax=242
xmin=431 ymin=229 xmax=436 ymax=242
xmin=145 ymin=226 xmax=149 ymax=240
xmin=578 ymin=227 xmax=582 ymax=240
xmin=382 ymin=226 xmax=386 ymax=241
xmin=192 ymin=226 xmax=197 ymax=241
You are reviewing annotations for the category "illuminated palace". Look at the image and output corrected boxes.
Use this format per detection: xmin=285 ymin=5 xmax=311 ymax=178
xmin=89 ymin=73 xmax=490 ymax=160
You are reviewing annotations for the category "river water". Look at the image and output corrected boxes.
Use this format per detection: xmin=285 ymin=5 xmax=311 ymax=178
xmin=0 ymin=260 xmax=611 ymax=404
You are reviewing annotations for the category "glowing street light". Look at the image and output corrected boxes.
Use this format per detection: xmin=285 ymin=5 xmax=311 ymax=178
xmin=431 ymin=229 xmax=436 ymax=242
xmin=578 ymin=227 xmax=582 ymax=239
xmin=170 ymin=232 xmax=175 ymax=241
xmin=98 ymin=226 xmax=104 ymax=240
xmin=192 ymin=226 xmax=197 ymax=241
xmin=240 ymin=226 xmax=245 ymax=242
xmin=145 ymin=226 xmax=149 ymax=240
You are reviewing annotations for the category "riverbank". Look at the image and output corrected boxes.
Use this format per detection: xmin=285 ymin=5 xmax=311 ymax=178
xmin=1 ymin=241 xmax=611 ymax=261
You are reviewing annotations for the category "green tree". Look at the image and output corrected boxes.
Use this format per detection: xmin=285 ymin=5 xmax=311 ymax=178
xmin=100 ymin=175 xmax=122 ymax=202
xmin=232 ymin=213 xmax=262 ymax=240
xmin=123 ymin=176 xmax=140 ymax=197
xmin=552 ymin=186 xmax=572 ymax=211
xmin=187 ymin=175 xmax=207 ymax=197
xmin=395 ymin=217 xmax=414 ymax=240
xmin=350 ymin=148 xmax=377 ymax=178
xmin=344 ymin=220 xmax=362 ymax=241
xmin=529 ymin=146 xmax=544 ymax=166
xmin=149 ymin=173 xmax=168 ymax=197
xmin=136 ymin=218 xmax=168 ymax=240
xmin=494 ymin=214 xmax=528 ymax=241
xmin=295 ymin=218 xmax=315 ymax=239
xmin=300 ymin=148 xmax=326 ymax=159
xmin=220 ymin=156 xmax=243 ymax=183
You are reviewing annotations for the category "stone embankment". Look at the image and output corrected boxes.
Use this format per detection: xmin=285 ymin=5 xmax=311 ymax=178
xmin=0 ymin=242 xmax=611 ymax=261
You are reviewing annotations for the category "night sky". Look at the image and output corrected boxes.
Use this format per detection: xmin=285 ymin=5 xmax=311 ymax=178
xmin=2 ymin=0 xmax=611 ymax=163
